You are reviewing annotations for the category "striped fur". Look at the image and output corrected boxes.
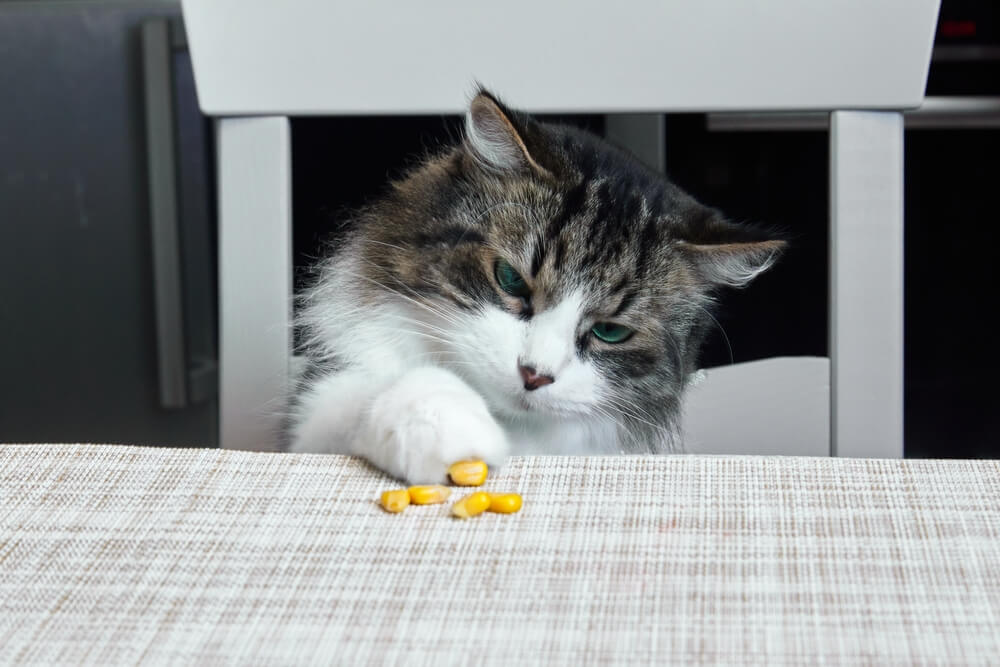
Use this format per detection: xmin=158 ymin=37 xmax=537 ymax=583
xmin=288 ymin=90 xmax=783 ymax=480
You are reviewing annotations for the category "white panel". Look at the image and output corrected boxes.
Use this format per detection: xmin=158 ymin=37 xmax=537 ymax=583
xmin=683 ymin=357 xmax=830 ymax=457
xmin=830 ymin=112 xmax=904 ymax=458
xmin=181 ymin=0 xmax=939 ymax=115
xmin=217 ymin=117 xmax=291 ymax=451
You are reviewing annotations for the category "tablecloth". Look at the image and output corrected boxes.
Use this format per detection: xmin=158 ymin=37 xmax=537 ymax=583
xmin=2 ymin=444 xmax=998 ymax=665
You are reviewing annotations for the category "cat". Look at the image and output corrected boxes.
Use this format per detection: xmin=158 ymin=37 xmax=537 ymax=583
xmin=287 ymin=89 xmax=784 ymax=483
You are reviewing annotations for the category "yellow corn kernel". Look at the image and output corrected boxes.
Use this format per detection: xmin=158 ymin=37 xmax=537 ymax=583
xmin=488 ymin=493 xmax=523 ymax=514
xmin=447 ymin=460 xmax=489 ymax=486
xmin=380 ymin=489 xmax=410 ymax=513
xmin=451 ymin=492 xmax=492 ymax=519
xmin=407 ymin=485 xmax=451 ymax=505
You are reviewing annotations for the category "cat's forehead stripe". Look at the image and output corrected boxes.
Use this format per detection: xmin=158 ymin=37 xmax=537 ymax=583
xmin=545 ymin=181 xmax=586 ymax=243
xmin=415 ymin=225 xmax=486 ymax=249
xmin=611 ymin=289 xmax=638 ymax=318
xmin=636 ymin=216 xmax=661 ymax=277
xmin=553 ymin=237 xmax=569 ymax=272
xmin=530 ymin=233 xmax=545 ymax=278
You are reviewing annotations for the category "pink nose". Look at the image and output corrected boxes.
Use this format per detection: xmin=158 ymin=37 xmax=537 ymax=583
xmin=518 ymin=364 xmax=555 ymax=391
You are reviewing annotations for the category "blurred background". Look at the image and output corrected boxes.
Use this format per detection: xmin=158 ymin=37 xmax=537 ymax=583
xmin=0 ymin=0 xmax=996 ymax=457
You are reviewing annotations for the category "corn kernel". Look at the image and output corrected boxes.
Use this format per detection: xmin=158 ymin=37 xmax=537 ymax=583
xmin=451 ymin=492 xmax=492 ymax=518
xmin=488 ymin=493 xmax=522 ymax=514
xmin=407 ymin=485 xmax=451 ymax=505
xmin=380 ymin=489 xmax=410 ymax=513
xmin=447 ymin=460 xmax=489 ymax=486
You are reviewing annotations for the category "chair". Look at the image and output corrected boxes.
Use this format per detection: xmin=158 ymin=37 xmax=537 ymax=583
xmin=180 ymin=0 xmax=940 ymax=457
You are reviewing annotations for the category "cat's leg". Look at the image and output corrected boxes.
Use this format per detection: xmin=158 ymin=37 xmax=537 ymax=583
xmin=362 ymin=366 xmax=508 ymax=484
xmin=288 ymin=368 xmax=384 ymax=456
xmin=290 ymin=366 xmax=508 ymax=484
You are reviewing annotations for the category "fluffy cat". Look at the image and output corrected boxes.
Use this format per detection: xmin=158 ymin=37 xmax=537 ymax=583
xmin=288 ymin=89 xmax=784 ymax=483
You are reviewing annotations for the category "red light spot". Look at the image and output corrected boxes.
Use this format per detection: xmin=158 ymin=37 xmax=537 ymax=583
xmin=940 ymin=20 xmax=976 ymax=38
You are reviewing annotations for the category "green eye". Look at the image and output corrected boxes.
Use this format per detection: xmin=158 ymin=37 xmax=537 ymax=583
xmin=591 ymin=322 xmax=633 ymax=344
xmin=494 ymin=259 xmax=530 ymax=298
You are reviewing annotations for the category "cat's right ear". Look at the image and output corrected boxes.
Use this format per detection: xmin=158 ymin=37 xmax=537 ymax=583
xmin=465 ymin=90 xmax=551 ymax=177
xmin=677 ymin=214 xmax=787 ymax=289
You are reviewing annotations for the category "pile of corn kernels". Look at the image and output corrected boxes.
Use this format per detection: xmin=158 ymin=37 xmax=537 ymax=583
xmin=380 ymin=460 xmax=522 ymax=518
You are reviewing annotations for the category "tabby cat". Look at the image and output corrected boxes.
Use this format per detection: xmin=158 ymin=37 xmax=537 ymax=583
xmin=288 ymin=89 xmax=784 ymax=483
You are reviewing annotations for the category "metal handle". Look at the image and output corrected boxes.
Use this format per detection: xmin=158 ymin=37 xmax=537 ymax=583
xmin=142 ymin=19 xmax=187 ymax=409
xmin=707 ymin=97 xmax=1000 ymax=132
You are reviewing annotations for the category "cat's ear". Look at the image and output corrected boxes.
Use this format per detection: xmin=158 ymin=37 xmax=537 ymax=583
xmin=465 ymin=89 xmax=550 ymax=176
xmin=678 ymin=214 xmax=787 ymax=288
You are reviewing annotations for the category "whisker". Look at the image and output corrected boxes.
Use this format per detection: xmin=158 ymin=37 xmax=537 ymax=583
xmin=470 ymin=200 xmax=543 ymax=226
xmin=589 ymin=404 xmax=632 ymax=447
xmin=628 ymin=292 xmax=735 ymax=366
xmin=602 ymin=391 xmax=662 ymax=425
xmin=359 ymin=238 xmax=411 ymax=253
xmin=600 ymin=393 xmax=673 ymax=441
xmin=335 ymin=267 xmax=467 ymax=330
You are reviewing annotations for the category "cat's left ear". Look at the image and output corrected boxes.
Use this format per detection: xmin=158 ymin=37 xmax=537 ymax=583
xmin=678 ymin=215 xmax=787 ymax=288
xmin=464 ymin=89 xmax=551 ymax=177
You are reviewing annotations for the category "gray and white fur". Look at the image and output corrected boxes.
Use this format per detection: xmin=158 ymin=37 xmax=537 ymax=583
xmin=287 ymin=90 xmax=784 ymax=483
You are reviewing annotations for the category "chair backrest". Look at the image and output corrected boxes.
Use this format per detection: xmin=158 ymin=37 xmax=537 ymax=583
xmin=181 ymin=0 xmax=939 ymax=116
xmin=181 ymin=0 xmax=939 ymax=456
xmin=683 ymin=358 xmax=831 ymax=456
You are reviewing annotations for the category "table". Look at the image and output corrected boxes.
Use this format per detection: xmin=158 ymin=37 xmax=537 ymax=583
xmin=2 ymin=444 xmax=997 ymax=664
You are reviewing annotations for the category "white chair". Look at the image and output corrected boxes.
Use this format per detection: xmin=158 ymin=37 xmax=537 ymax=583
xmin=181 ymin=0 xmax=940 ymax=457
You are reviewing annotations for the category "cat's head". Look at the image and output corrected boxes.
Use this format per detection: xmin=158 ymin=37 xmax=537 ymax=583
xmin=339 ymin=89 xmax=784 ymax=449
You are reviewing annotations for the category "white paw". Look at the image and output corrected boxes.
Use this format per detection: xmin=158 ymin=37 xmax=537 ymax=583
xmin=364 ymin=367 xmax=509 ymax=484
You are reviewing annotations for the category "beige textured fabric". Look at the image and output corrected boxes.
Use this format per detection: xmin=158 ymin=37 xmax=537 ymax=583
xmin=1 ymin=444 xmax=999 ymax=665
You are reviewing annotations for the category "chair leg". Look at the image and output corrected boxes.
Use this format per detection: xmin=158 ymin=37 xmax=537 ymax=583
xmin=217 ymin=116 xmax=292 ymax=451
xmin=829 ymin=111 xmax=904 ymax=458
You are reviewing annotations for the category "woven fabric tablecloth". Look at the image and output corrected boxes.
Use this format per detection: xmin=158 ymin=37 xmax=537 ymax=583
xmin=1 ymin=444 xmax=999 ymax=665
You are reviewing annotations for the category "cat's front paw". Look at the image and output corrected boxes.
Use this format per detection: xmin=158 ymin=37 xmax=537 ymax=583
xmin=364 ymin=367 xmax=509 ymax=484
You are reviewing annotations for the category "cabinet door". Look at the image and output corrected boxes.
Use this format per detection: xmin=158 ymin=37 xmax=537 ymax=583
xmin=0 ymin=2 xmax=217 ymax=446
